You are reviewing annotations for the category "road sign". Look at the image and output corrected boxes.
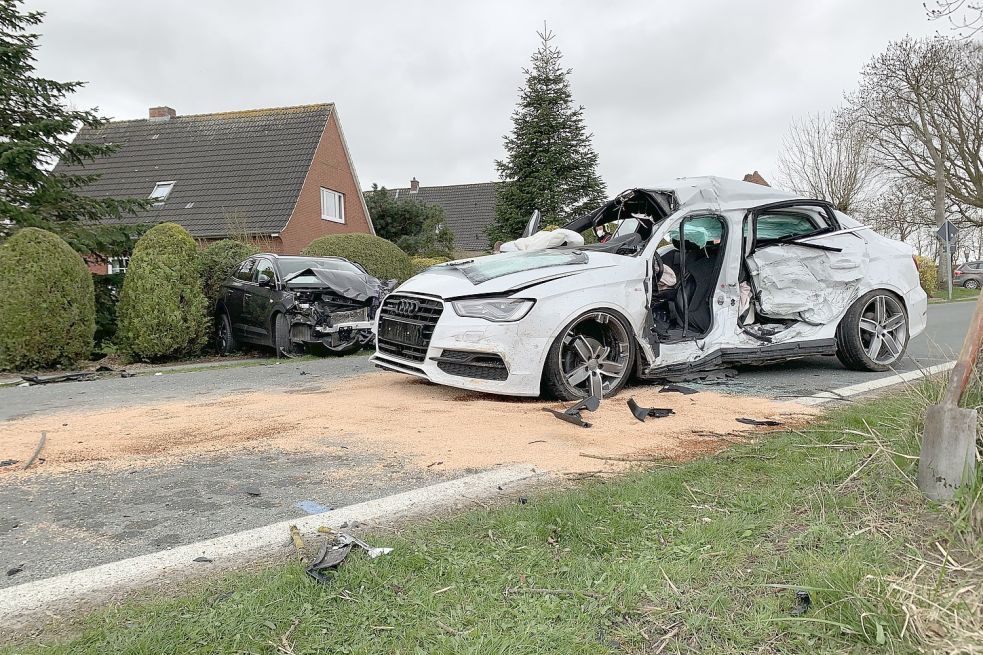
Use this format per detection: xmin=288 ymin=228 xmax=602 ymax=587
xmin=937 ymin=220 xmax=959 ymax=243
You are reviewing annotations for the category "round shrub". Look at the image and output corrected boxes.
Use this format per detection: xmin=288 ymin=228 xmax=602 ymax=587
xmin=410 ymin=256 xmax=449 ymax=276
xmin=302 ymin=233 xmax=414 ymax=281
xmin=116 ymin=223 xmax=209 ymax=360
xmin=200 ymin=239 xmax=259 ymax=305
xmin=914 ymin=255 xmax=939 ymax=296
xmin=0 ymin=228 xmax=96 ymax=370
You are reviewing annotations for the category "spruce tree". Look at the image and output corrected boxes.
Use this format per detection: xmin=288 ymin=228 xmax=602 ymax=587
xmin=489 ymin=27 xmax=606 ymax=243
xmin=0 ymin=0 xmax=147 ymax=256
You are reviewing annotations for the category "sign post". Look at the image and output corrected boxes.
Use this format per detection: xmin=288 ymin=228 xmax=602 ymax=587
xmin=937 ymin=220 xmax=958 ymax=301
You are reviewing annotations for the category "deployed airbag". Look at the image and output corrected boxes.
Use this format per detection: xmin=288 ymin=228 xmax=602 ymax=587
xmin=747 ymin=242 xmax=868 ymax=324
xmin=500 ymin=228 xmax=585 ymax=252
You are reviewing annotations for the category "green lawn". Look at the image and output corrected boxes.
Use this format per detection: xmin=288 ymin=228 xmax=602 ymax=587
xmin=6 ymin=383 xmax=981 ymax=654
xmin=929 ymin=286 xmax=981 ymax=302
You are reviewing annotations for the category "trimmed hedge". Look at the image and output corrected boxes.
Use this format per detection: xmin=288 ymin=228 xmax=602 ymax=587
xmin=116 ymin=223 xmax=209 ymax=360
xmin=200 ymin=239 xmax=259 ymax=305
xmin=0 ymin=228 xmax=96 ymax=370
xmin=914 ymin=255 xmax=939 ymax=295
xmin=410 ymin=256 xmax=449 ymax=276
xmin=302 ymin=233 xmax=414 ymax=281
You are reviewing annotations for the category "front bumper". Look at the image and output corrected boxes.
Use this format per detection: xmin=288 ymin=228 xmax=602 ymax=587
xmin=371 ymin=298 xmax=550 ymax=396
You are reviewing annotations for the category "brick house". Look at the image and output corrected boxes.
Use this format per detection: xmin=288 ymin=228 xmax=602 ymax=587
xmin=55 ymin=103 xmax=374 ymax=273
xmin=376 ymin=178 xmax=499 ymax=253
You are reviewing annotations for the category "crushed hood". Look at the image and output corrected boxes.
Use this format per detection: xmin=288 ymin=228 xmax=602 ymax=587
xmin=283 ymin=267 xmax=380 ymax=302
xmin=398 ymin=250 xmax=628 ymax=299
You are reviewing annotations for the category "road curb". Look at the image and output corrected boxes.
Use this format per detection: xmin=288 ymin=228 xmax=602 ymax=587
xmin=798 ymin=361 xmax=956 ymax=405
xmin=0 ymin=465 xmax=543 ymax=631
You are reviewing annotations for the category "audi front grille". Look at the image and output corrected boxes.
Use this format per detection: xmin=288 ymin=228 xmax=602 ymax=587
xmin=376 ymin=294 xmax=444 ymax=362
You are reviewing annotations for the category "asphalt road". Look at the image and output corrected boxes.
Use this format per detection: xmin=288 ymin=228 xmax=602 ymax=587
xmin=0 ymin=301 xmax=972 ymax=588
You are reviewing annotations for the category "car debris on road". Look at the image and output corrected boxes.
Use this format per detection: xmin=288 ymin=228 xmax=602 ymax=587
xmin=627 ymin=398 xmax=675 ymax=422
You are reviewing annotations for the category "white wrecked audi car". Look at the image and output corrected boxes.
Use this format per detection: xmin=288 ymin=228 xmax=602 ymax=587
xmin=371 ymin=177 xmax=927 ymax=400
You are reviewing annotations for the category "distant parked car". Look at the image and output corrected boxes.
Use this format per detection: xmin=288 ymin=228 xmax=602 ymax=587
xmin=954 ymin=261 xmax=983 ymax=289
xmin=215 ymin=254 xmax=394 ymax=357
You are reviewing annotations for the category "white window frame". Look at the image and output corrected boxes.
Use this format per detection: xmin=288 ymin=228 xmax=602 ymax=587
xmin=320 ymin=187 xmax=345 ymax=224
xmin=149 ymin=181 xmax=175 ymax=207
xmin=107 ymin=256 xmax=130 ymax=274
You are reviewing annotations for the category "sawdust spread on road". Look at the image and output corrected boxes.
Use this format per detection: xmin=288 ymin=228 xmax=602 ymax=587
xmin=0 ymin=372 xmax=816 ymax=477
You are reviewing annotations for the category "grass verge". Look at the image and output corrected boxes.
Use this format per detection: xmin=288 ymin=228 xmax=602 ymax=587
xmin=5 ymin=381 xmax=981 ymax=654
xmin=929 ymin=287 xmax=980 ymax=302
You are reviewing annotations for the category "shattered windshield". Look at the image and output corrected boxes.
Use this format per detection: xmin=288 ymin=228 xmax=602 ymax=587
xmin=448 ymin=250 xmax=589 ymax=285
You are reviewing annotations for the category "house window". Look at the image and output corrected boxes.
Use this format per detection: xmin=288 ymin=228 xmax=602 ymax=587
xmin=149 ymin=181 xmax=175 ymax=207
xmin=320 ymin=187 xmax=345 ymax=223
xmin=107 ymin=256 xmax=130 ymax=274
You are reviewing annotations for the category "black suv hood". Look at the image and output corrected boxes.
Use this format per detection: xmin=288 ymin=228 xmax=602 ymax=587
xmin=283 ymin=268 xmax=381 ymax=302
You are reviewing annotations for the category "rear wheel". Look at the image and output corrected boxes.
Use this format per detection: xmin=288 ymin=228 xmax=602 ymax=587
xmin=542 ymin=309 xmax=635 ymax=401
xmin=964 ymin=278 xmax=980 ymax=290
xmin=836 ymin=291 xmax=908 ymax=371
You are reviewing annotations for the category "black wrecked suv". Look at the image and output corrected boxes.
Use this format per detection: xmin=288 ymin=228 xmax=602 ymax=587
xmin=215 ymin=254 xmax=394 ymax=356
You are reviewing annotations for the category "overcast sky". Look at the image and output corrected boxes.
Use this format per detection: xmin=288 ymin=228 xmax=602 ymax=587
xmin=26 ymin=0 xmax=940 ymax=195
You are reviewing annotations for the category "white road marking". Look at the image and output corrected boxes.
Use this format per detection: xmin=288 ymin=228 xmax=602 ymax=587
xmin=0 ymin=465 xmax=542 ymax=630
xmin=796 ymin=361 xmax=956 ymax=406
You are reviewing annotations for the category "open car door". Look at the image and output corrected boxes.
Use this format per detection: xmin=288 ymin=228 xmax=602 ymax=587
xmin=745 ymin=200 xmax=870 ymax=325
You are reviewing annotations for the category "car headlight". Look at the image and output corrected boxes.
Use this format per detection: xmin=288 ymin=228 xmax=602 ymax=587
xmin=451 ymin=298 xmax=534 ymax=322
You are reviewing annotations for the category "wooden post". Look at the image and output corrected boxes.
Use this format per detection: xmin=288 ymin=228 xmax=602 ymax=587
xmin=918 ymin=291 xmax=983 ymax=499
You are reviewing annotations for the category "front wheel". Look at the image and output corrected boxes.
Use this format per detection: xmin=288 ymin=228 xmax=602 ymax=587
xmin=836 ymin=291 xmax=908 ymax=372
xmin=273 ymin=313 xmax=300 ymax=358
xmin=542 ymin=309 xmax=636 ymax=401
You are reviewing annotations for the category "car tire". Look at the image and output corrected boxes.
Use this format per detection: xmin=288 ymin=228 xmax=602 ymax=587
xmin=964 ymin=279 xmax=980 ymax=290
xmin=273 ymin=313 xmax=298 ymax=358
xmin=542 ymin=309 xmax=636 ymax=401
xmin=216 ymin=313 xmax=237 ymax=355
xmin=835 ymin=290 xmax=909 ymax=372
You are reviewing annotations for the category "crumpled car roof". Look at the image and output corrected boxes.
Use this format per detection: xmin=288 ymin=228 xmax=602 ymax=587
xmin=643 ymin=176 xmax=804 ymax=212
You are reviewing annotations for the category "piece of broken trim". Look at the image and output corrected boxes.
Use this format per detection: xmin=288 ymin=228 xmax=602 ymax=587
xmin=305 ymin=541 xmax=353 ymax=585
xmin=339 ymin=533 xmax=393 ymax=559
xmin=543 ymin=393 xmax=601 ymax=429
xmin=626 ymin=398 xmax=675 ymax=422
xmin=20 ymin=372 xmax=97 ymax=385
xmin=659 ymin=383 xmax=698 ymax=395
xmin=790 ymin=590 xmax=812 ymax=616
xmin=735 ymin=417 xmax=783 ymax=427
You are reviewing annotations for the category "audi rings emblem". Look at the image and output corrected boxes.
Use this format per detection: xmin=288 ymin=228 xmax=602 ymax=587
xmin=392 ymin=298 xmax=420 ymax=317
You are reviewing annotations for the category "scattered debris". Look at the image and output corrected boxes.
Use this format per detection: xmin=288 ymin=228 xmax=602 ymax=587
xmin=659 ymin=383 xmax=698 ymax=395
xmin=6 ymin=565 xmax=23 ymax=577
xmin=94 ymin=365 xmax=114 ymax=372
xmin=736 ymin=417 xmax=783 ymax=427
xmin=289 ymin=525 xmax=306 ymax=562
xmin=790 ymin=590 xmax=812 ymax=616
xmin=543 ymin=393 xmax=601 ymax=428
xmin=192 ymin=556 xmax=213 ymax=563
xmin=528 ymin=439 xmax=546 ymax=444
xmin=340 ymin=533 xmax=393 ymax=559
xmin=20 ymin=372 xmax=97 ymax=385
xmin=244 ymin=487 xmax=262 ymax=497
xmin=0 ymin=459 xmax=18 ymax=468
xmin=153 ymin=372 xmax=163 ymax=376
xmin=299 ymin=370 xmax=309 ymax=376
xmin=305 ymin=541 xmax=353 ymax=584
xmin=518 ymin=497 xmax=528 ymax=505
xmin=120 ymin=371 xmax=136 ymax=379
xmin=294 ymin=500 xmax=331 ymax=514
xmin=626 ymin=398 xmax=675 ymax=422
xmin=21 ymin=432 xmax=46 ymax=471
xmin=426 ymin=461 xmax=444 ymax=468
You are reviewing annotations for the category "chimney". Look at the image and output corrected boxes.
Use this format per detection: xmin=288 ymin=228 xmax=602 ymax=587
xmin=409 ymin=177 xmax=420 ymax=193
xmin=742 ymin=171 xmax=770 ymax=187
xmin=149 ymin=106 xmax=176 ymax=121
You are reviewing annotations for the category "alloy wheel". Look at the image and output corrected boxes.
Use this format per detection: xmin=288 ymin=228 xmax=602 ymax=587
xmin=965 ymin=279 xmax=980 ymax=290
xmin=558 ymin=312 xmax=631 ymax=397
xmin=857 ymin=294 xmax=907 ymax=365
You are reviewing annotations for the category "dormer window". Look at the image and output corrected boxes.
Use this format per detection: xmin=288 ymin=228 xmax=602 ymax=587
xmin=149 ymin=181 xmax=175 ymax=207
